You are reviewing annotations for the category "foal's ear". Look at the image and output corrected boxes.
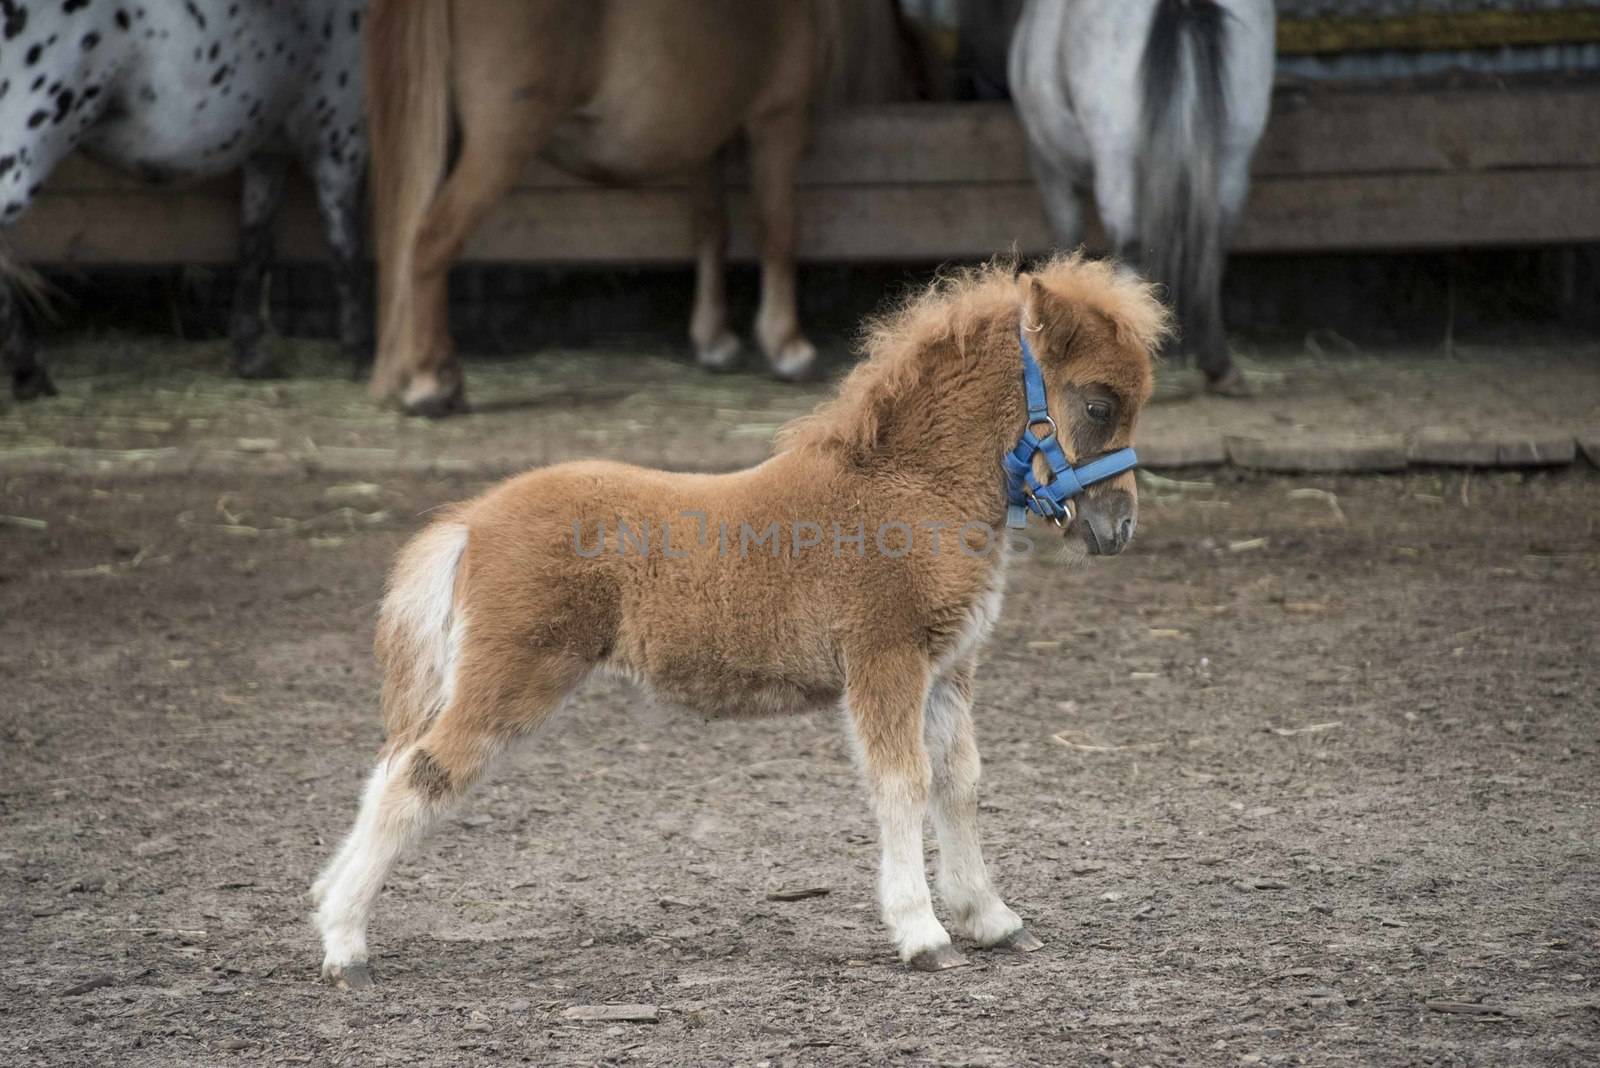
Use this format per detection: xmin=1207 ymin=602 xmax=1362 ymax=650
xmin=1017 ymin=272 xmax=1046 ymax=332
xmin=1018 ymin=273 xmax=1080 ymax=355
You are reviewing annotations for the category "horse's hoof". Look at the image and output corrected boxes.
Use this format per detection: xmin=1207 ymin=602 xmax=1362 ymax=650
xmin=401 ymin=378 xmax=468 ymax=419
xmin=322 ymin=961 xmax=373 ymax=990
xmin=1204 ymin=365 xmax=1253 ymax=398
xmin=695 ymin=332 xmax=744 ymax=373
xmin=233 ymin=353 xmax=286 ymax=380
xmin=908 ymin=944 xmax=969 ymax=972
xmin=769 ymin=339 xmax=818 ymax=383
xmin=343 ymin=342 xmax=374 ymax=381
xmin=992 ymin=927 xmax=1044 ymax=953
xmin=11 ymin=367 xmax=58 ymax=400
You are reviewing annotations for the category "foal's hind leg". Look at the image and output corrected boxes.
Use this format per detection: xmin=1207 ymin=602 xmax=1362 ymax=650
xmin=230 ymin=155 xmax=291 ymax=379
xmin=314 ymin=651 xmax=584 ymax=988
xmin=926 ymin=662 xmax=1041 ymax=953
xmin=845 ymin=648 xmax=963 ymax=970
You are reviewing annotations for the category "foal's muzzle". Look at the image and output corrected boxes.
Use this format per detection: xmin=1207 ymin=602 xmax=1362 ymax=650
xmin=1076 ymin=489 xmax=1137 ymax=556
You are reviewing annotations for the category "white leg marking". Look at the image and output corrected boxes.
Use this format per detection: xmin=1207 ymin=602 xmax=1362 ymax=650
xmin=873 ymin=777 xmax=952 ymax=962
xmin=313 ymin=748 xmax=446 ymax=975
xmin=926 ymin=672 xmax=1025 ymax=946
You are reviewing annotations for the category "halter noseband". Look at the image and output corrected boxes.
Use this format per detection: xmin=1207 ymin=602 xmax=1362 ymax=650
xmin=1002 ymin=322 xmax=1139 ymax=530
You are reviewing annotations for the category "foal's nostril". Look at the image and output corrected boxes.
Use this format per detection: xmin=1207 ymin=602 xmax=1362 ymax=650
xmin=1118 ymin=517 xmax=1135 ymax=545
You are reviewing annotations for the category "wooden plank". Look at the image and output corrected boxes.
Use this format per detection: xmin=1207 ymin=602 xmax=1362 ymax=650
xmin=1233 ymin=169 xmax=1600 ymax=252
xmin=16 ymin=87 xmax=1600 ymax=265
xmin=1227 ymin=435 xmax=1409 ymax=473
xmin=40 ymin=87 xmax=1600 ymax=198
xmin=17 ymin=164 xmax=1600 ymax=264
xmin=1256 ymin=87 xmax=1600 ymax=177
xmin=459 ymin=170 xmax=1600 ymax=262
xmin=560 ymin=1005 xmax=660 ymax=1024
xmin=11 ymin=184 xmax=325 ymax=264
xmin=802 ymin=89 xmax=1600 ymax=185
xmin=1278 ymin=10 xmax=1600 ymax=56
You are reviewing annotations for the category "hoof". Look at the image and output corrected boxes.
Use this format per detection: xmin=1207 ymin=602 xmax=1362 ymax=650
xmin=768 ymin=338 xmax=818 ymax=383
xmin=401 ymin=376 xmax=468 ymax=419
xmin=908 ymin=943 xmax=969 ymax=972
xmin=322 ymin=961 xmax=373 ymax=990
xmin=695 ymin=332 xmax=744 ymax=374
xmin=343 ymin=340 xmax=374 ymax=381
xmin=233 ymin=352 xmax=286 ymax=381
xmin=11 ymin=366 xmax=58 ymax=401
xmin=1204 ymin=365 xmax=1253 ymax=398
xmin=992 ymin=927 xmax=1044 ymax=953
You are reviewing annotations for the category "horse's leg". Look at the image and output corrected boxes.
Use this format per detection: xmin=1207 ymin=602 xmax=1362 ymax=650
xmin=1092 ymin=152 xmax=1141 ymax=270
xmin=1199 ymin=148 xmax=1254 ymax=396
xmin=926 ymin=661 xmax=1041 ymax=952
xmin=745 ymin=106 xmax=817 ymax=382
xmin=0 ymin=283 xmax=55 ymax=402
xmin=689 ymin=157 xmax=742 ymax=372
xmin=229 ymin=154 xmax=291 ymax=379
xmin=845 ymin=647 xmax=963 ymax=970
xmin=1024 ymin=147 xmax=1087 ymax=251
xmin=400 ymin=104 xmax=554 ymax=417
xmin=1 ymin=125 xmax=85 ymax=401
xmin=308 ymin=152 xmax=372 ymax=380
xmin=313 ymin=648 xmax=585 ymax=989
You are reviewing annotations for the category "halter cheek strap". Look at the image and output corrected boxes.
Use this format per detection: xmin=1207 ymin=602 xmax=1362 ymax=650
xmin=1002 ymin=326 xmax=1139 ymax=530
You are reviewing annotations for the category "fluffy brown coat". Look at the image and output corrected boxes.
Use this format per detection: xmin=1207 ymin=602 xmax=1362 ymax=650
xmin=312 ymin=254 xmax=1166 ymax=986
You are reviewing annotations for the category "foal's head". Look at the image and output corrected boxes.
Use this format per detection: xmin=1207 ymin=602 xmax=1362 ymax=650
xmin=1016 ymin=260 xmax=1166 ymax=556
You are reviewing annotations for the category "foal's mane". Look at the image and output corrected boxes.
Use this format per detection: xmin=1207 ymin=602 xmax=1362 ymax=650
xmin=778 ymin=252 xmax=1167 ymax=456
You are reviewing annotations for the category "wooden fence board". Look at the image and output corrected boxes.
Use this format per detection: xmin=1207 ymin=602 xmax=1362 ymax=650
xmin=16 ymin=87 xmax=1600 ymax=265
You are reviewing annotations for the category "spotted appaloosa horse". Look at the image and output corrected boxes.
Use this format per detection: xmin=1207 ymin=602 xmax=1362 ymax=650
xmin=0 ymin=0 xmax=368 ymax=400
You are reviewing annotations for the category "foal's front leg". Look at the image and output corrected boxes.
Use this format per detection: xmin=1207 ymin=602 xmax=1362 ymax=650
xmin=845 ymin=648 xmax=964 ymax=970
xmin=925 ymin=663 xmax=1042 ymax=952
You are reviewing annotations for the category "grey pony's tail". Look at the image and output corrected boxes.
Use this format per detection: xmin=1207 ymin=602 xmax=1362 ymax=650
xmin=1137 ymin=0 xmax=1230 ymax=373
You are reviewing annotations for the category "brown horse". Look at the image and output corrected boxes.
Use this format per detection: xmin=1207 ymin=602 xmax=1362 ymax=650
xmin=311 ymin=254 xmax=1166 ymax=986
xmin=367 ymin=0 xmax=910 ymax=416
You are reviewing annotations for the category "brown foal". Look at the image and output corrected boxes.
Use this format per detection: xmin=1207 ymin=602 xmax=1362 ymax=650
xmin=312 ymin=254 xmax=1166 ymax=987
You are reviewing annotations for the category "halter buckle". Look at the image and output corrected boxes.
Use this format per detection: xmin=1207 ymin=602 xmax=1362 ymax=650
xmin=1023 ymin=486 xmax=1070 ymax=528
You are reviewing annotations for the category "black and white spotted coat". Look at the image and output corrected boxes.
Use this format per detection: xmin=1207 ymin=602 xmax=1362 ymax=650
xmin=0 ymin=0 xmax=367 ymax=398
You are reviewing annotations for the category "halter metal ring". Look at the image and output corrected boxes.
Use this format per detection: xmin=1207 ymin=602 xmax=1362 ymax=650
xmin=1028 ymin=414 xmax=1058 ymax=438
xmin=1023 ymin=486 xmax=1070 ymax=528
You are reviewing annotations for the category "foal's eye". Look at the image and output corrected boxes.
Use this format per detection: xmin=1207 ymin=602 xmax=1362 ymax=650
xmin=1086 ymin=400 xmax=1113 ymax=423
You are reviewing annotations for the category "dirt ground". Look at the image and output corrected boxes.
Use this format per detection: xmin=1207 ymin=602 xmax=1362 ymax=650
xmin=2 ymin=461 xmax=1596 ymax=1067
xmin=2 ymin=335 xmax=1597 ymax=477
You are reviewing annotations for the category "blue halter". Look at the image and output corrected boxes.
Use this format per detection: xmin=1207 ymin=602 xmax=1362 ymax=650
xmin=1002 ymin=325 xmax=1139 ymax=530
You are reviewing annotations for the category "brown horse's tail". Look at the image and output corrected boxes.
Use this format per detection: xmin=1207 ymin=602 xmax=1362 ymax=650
xmin=366 ymin=0 xmax=452 ymax=400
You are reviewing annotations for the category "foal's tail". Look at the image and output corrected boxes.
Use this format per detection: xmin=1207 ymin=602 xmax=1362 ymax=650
xmin=375 ymin=518 xmax=468 ymax=754
xmin=1137 ymin=0 xmax=1230 ymax=363
xmin=366 ymin=0 xmax=452 ymax=400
